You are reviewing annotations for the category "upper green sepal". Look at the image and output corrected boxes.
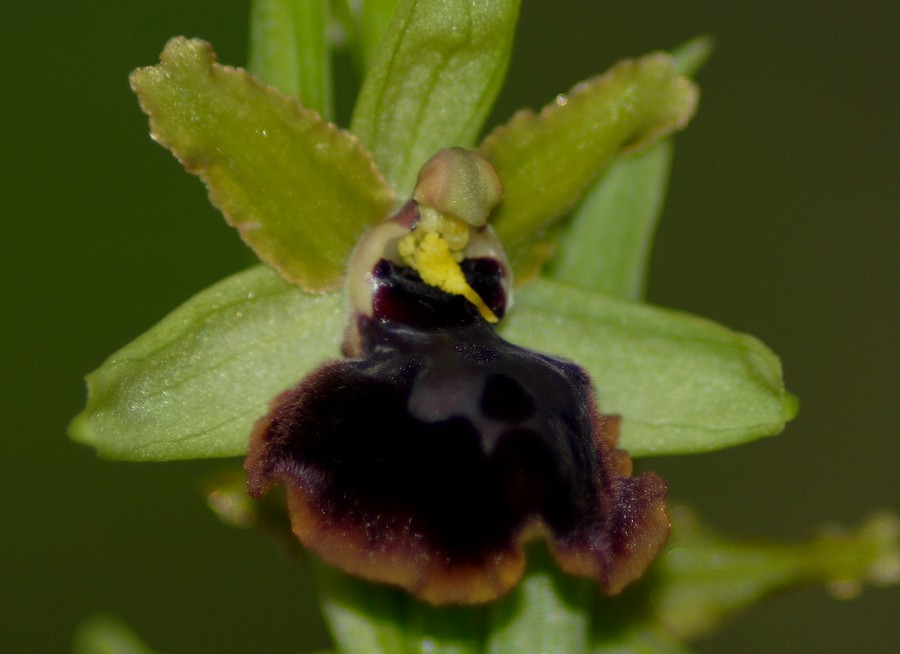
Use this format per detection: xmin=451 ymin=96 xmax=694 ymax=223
xmin=481 ymin=53 xmax=698 ymax=283
xmin=130 ymin=37 xmax=397 ymax=291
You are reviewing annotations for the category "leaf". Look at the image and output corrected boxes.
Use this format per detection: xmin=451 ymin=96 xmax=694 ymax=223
xmin=501 ymin=278 xmax=794 ymax=456
xmin=351 ymin=0 xmax=521 ymax=193
xmin=248 ymin=0 xmax=332 ymax=118
xmin=625 ymin=508 xmax=900 ymax=641
xmin=481 ymin=53 xmax=698 ymax=283
xmin=70 ymin=265 xmax=345 ymax=461
xmin=72 ymin=614 xmax=161 ymax=654
xmin=130 ymin=37 xmax=397 ymax=291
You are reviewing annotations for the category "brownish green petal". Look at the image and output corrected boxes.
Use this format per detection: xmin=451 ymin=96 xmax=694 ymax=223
xmin=130 ymin=37 xmax=397 ymax=291
xmin=481 ymin=53 xmax=698 ymax=283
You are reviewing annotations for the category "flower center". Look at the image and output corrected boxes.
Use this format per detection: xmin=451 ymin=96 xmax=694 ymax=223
xmin=397 ymin=207 xmax=499 ymax=323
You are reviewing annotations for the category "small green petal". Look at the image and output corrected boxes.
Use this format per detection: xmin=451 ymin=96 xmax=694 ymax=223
xmin=249 ymin=0 xmax=333 ymax=118
xmin=501 ymin=279 xmax=791 ymax=456
xmin=69 ymin=265 xmax=344 ymax=461
xmin=481 ymin=53 xmax=698 ymax=283
xmin=351 ymin=0 xmax=521 ymax=193
xmin=130 ymin=37 xmax=397 ymax=292
xmin=644 ymin=508 xmax=900 ymax=640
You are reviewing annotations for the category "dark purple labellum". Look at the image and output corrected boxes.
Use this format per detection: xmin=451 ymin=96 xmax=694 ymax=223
xmin=245 ymin=237 xmax=668 ymax=605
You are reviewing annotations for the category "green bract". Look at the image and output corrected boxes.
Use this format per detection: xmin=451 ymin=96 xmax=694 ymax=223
xmin=551 ymin=142 xmax=674 ymax=299
xmin=73 ymin=614 xmax=162 ymax=654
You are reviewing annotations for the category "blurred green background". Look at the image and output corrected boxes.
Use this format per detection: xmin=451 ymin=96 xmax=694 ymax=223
xmin=2 ymin=1 xmax=897 ymax=652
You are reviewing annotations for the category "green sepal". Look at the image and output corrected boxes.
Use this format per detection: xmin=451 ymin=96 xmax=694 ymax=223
xmin=481 ymin=53 xmax=698 ymax=283
xmin=69 ymin=265 xmax=344 ymax=461
xmin=501 ymin=278 xmax=794 ymax=456
xmin=351 ymin=0 xmax=521 ymax=194
xmin=130 ymin=37 xmax=397 ymax=292
xmin=248 ymin=0 xmax=332 ymax=118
